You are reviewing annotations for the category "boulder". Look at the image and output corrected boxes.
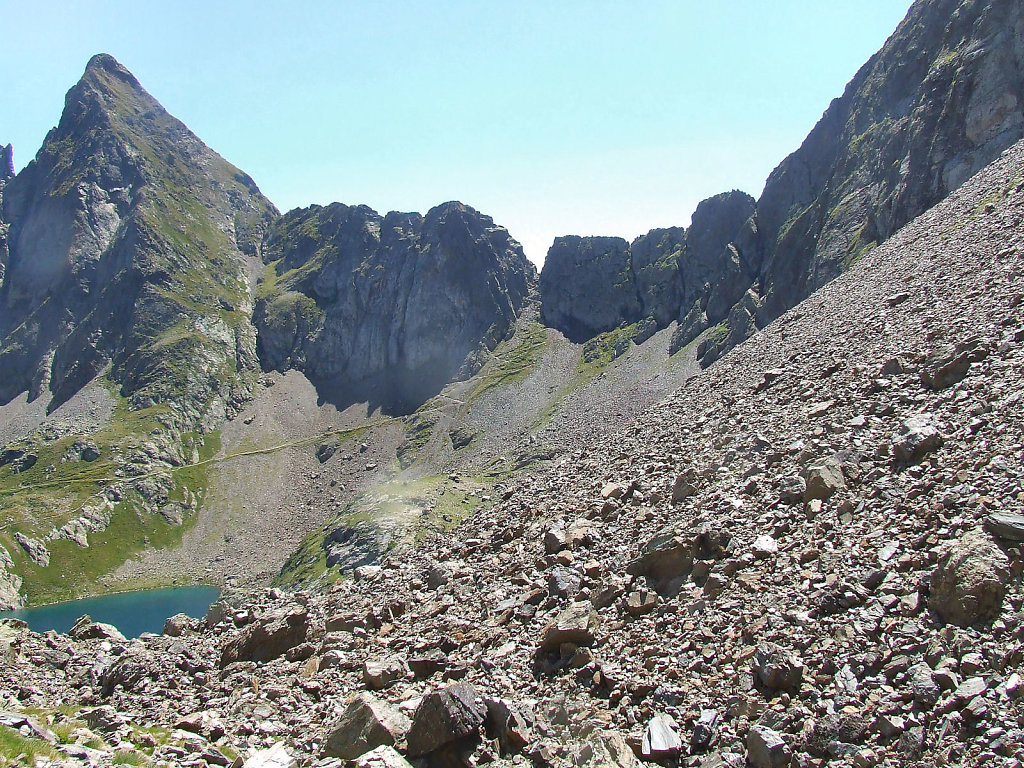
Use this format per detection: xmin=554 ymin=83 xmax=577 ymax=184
xmin=929 ymin=531 xmax=1010 ymax=626
xmin=69 ymin=615 xmax=126 ymax=642
xmin=626 ymin=526 xmax=695 ymax=595
xmin=321 ymin=692 xmax=411 ymax=759
xmin=803 ymin=460 xmax=845 ymax=501
xmin=363 ymin=657 xmax=408 ymax=690
xmin=243 ymin=742 xmax=297 ymax=768
xmin=754 ymin=644 xmax=803 ymax=693
xmin=746 ymin=726 xmax=790 ymax=768
xmin=163 ymin=613 xmax=192 ymax=637
xmin=642 ymin=715 xmax=682 ymax=758
xmin=985 ymin=512 xmax=1024 ymax=542
xmin=892 ymin=415 xmax=943 ymax=462
xmin=538 ymin=602 xmax=600 ymax=654
xmin=484 ymin=697 xmax=532 ymax=755
xmin=352 ymin=746 xmax=415 ymax=768
xmin=406 ymin=682 xmax=486 ymax=757
xmin=575 ymin=731 xmax=640 ymax=768
xmin=220 ymin=605 xmax=309 ymax=666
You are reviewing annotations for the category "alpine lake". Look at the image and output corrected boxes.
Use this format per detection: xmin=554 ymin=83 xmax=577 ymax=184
xmin=1 ymin=586 xmax=220 ymax=639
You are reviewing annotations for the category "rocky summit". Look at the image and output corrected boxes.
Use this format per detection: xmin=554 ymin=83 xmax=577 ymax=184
xmin=255 ymin=200 xmax=535 ymax=412
xmin=2 ymin=0 xmax=1024 ymax=765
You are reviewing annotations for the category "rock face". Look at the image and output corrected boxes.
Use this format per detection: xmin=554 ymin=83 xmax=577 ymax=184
xmin=541 ymin=0 xmax=1024 ymax=365
xmin=255 ymin=200 xmax=536 ymax=411
xmin=0 ymin=53 xmax=278 ymax=418
xmin=539 ymin=192 xmax=754 ymax=347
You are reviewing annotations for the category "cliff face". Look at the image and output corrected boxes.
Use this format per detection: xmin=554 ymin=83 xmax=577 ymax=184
xmin=0 ymin=54 xmax=278 ymax=424
xmin=541 ymin=0 xmax=1024 ymax=363
xmin=255 ymin=201 xmax=536 ymax=411
xmin=539 ymin=191 xmax=755 ymax=348
xmin=750 ymin=0 xmax=1024 ymax=322
xmin=0 ymin=144 xmax=12 ymax=292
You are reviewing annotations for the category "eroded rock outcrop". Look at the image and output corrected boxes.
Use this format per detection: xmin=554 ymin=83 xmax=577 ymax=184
xmin=255 ymin=201 xmax=536 ymax=411
xmin=539 ymin=191 xmax=754 ymax=349
xmin=542 ymin=0 xmax=1024 ymax=367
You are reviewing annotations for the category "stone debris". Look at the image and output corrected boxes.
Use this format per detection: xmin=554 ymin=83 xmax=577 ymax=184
xmin=4 ymin=121 xmax=1024 ymax=768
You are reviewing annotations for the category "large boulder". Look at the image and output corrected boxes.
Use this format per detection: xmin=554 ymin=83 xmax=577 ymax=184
xmin=626 ymin=526 xmax=695 ymax=596
xmin=69 ymin=615 xmax=126 ymax=642
xmin=929 ymin=531 xmax=1010 ymax=627
xmin=538 ymin=602 xmax=601 ymax=654
xmin=220 ymin=605 xmax=310 ymax=666
xmin=321 ymin=693 xmax=411 ymax=760
xmin=406 ymin=682 xmax=486 ymax=757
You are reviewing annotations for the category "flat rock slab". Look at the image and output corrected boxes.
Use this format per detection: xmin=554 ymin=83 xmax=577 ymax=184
xmin=985 ymin=512 xmax=1024 ymax=542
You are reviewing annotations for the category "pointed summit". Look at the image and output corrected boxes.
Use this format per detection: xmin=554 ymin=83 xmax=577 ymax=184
xmin=0 ymin=144 xmax=12 ymax=181
xmin=0 ymin=54 xmax=278 ymax=413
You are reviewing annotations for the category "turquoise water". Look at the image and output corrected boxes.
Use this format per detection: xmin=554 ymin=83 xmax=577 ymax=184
xmin=0 ymin=586 xmax=220 ymax=638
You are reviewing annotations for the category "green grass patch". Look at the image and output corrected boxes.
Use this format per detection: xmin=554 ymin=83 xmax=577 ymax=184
xmin=0 ymin=724 xmax=60 ymax=763
xmin=113 ymin=749 xmax=152 ymax=766
xmin=462 ymin=321 xmax=548 ymax=404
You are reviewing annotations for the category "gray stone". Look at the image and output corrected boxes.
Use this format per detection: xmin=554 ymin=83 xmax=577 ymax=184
xmin=363 ymin=657 xmax=408 ymax=690
xmin=351 ymin=746 xmax=414 ymax=768
xmin=627 ymin=526 xmax=695 ymax=595
xmin=69 ymin=615 xmax=126 ymax=642
xmin=908 ymin=662 xmax=941 ymax=708
xmin=220 ymin=605 xmax=309 ymax=666
xmin=754 ymin=643 xmax=803 ymax=693
xmin=929 ymin=531 xmax=1010 ymax=626
xmin=746 ymin=725 xmax=790 ymax=768
xmin=751 ymin=535 xmax=778 ymax=559
xmin=321 ymin=692 xmax=411 ymax=760
xmin=804 ymin=460 xmax=846 ymax=501
xmin=985 ymin=512 xmax=1024 ymax=542
xmin=406 ymin=682 xmax=486 ymax=756
xmin=892 ymin=415 xmax=943 ymax=462
xmin=538 ymin=602 xmax=600 ymax=653
xmin=642 ymin=715 xmax=682 ymax=758
xmin=691 ymin=709 xmax=720 ymax=752
xmin=778 ymin=476 xmax=806 ymax=505
xmin=163 ymin=613 xmax=192 ymax=637
xmin=483 ymin=697 xmax=532 ymax=755
xmin=575 ymin=731 xmax=640 ymax=768
xmin=243 ymin=742 xmax=297 ymax=768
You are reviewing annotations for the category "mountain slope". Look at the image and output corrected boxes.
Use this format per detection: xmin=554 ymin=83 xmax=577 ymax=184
xmin=6 ymin=116 xmax=1024 ymax=768
xmin=542 ymin=0 xmax=1024 ymax=365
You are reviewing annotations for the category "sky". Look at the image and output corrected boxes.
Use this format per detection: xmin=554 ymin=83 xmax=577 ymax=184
xmin=2 ymin=1 xmax=915 ymax=265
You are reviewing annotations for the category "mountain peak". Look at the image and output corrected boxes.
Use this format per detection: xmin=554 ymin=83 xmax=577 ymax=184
xmin=83 ymin=53 xmax=137 ymax=83
xmin=1 ymin=144 xmax=12 ymax=180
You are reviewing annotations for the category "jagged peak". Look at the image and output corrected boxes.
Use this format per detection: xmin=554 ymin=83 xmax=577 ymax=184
xmin=82 ymin=53 xmax=141 ymax=88
xmin=1 ymin=144 xmax=12 ymax=180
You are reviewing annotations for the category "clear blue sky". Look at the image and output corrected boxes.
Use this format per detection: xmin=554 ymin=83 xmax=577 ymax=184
xmin=3 ymin=1 xmax=914 ymax=265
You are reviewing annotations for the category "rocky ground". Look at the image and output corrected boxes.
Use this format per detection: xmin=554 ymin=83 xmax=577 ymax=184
xmin=3 ymin=136 xmax=1024 ymax=768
